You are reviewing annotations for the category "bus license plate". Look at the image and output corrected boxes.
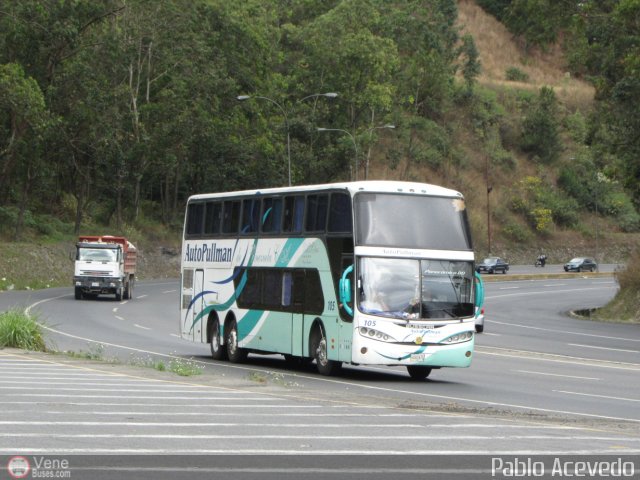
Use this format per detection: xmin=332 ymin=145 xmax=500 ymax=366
xmin=410 ymin=353 xmax=425 ymax=362
xmin=91 ymin=282 xmax=99 ymax=287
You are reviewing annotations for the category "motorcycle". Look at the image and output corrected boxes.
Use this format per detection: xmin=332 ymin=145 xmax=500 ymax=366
xmin=535 ymin=255 xmax=547 ymax=267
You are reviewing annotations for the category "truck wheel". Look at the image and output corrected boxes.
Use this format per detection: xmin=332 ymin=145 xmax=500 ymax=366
xmin=115 ymin=288 xmax=123 ymax=302
xmin=125 ymin=279 xmax=133 ymax=300
xmin=74 ymin=287 xmax=83 ymax=300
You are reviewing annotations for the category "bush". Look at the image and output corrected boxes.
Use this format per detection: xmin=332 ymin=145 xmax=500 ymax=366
xmin=0 ymin=309 xmax=46 ymax=351
xmin=502 ymin=221 xmax=531 ymax=242
xmin=505 ymin=67 xmax=529 ymax=82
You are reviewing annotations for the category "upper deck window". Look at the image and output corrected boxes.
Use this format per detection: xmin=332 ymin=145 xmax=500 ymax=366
xmin=354 ymin=193 xmax=472 ymax=250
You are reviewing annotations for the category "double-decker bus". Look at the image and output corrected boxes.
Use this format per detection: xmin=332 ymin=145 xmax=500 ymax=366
xmin=180 ymin=181 xmax=482 ymax=380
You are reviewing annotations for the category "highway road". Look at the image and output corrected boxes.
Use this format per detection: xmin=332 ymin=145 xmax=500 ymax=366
xmin=1 ymin=271 xmax=639 ymax=470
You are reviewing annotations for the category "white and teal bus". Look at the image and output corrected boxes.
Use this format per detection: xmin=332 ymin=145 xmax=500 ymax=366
xmin=180 ymin=181 xmax=483 ymax=380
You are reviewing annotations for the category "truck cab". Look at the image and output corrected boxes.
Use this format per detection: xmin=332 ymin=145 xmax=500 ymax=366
xmin=73 ymin=236 xmax=136 ymax=301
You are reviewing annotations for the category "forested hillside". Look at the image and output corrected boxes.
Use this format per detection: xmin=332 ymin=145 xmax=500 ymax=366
xmin=1 ymin=0 xmax=639 ymax=257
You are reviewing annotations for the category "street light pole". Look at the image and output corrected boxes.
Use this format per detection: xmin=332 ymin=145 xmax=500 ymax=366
xmin=237 ymin=93 xmax=338 ymax=187
xmin=317 ymin=128 xmax=358 ymax=180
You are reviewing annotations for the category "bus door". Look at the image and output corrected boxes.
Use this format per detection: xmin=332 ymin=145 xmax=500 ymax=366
xmin=339 ymin=255 xmax=355 ymax=362
xmin=192 ymin=269 xmax=205 ymax=342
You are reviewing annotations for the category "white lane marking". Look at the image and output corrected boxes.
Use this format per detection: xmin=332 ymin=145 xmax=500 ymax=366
xmin=544 ymin=284 xmax=566 ymax=287
xmin=115 ymin=315 xmax=125 ymax=321
xmin=170 ymin=334 xmax=181 ymax=338
xmin=162 ymin=290 xmax=177 ymax=294
xmin=555 ymin=390 xmax=640 ymax=403
xmin=514 ymin=370 xmax=600 ymax=381
xmin=134 ymin=324 xmax=151 ymax=331
xmin=137 ymin=294 xmax=148 ymax=299
xmin=482 ymin=332 xmax=501 ymax=337
xmin=487 ymin=286 xmax=615 ymax=301
xmin=477 ymin=347 xmax=640 ymax=371
xmin=112 ymin=308 xmax=118 ymax=313
xmin=568 ymin=343 xmax=639 ymax=354
xmin=499 ymin=287 xmax=519 ymax=290
xmin=487 ymin=320 xmax=640 ymax=343
xmin=2 ymin=448 xmax=638 ymax=455
xmin=3 ymin=433 xmax=633 ymax=441
xmin=0 ymin=402 xmax=327 ymax=410
xmin=0 ymin=387 xmax=263 ymax=395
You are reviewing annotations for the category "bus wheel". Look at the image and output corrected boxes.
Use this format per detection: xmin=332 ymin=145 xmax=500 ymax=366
xmin=406 ymin=366 xmax=432 ymax=380
xmin=312 ymin=326 xmax=341 ymax=376
xmin=225 ymin=320 xmax=247 ymax=363
xmin=209 ymin=319 xmax=227 ymax=361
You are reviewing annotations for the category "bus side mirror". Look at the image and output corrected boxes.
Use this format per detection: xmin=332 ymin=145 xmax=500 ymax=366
xmin=339 ymin=265 xmax=354 ymax=316
xmin=474 ymin=272 xmax=484 ymax=311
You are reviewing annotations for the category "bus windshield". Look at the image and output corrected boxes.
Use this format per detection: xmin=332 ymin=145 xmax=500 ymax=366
xmin=357 ymin=257 xmax=474 ymax=320
xmin=354 ymin=193 xmax=472 ymax=250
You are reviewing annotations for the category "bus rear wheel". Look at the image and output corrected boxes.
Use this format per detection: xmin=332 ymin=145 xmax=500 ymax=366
xmin=406 ymin=366 xmax=432 ymax=380
xmin=209 ymin=319 xmax=227 ymax=361
xmin=312 ymin=326 xmax=341 ymax=376
xmin=225 ymin=320 xmax=247 ymax=363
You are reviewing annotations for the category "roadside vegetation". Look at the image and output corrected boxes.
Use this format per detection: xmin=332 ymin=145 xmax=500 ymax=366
xmin=0 ymin=309 xmax=46 ymax=351
xmin=594 ymin=248 xmax=640 ymax=324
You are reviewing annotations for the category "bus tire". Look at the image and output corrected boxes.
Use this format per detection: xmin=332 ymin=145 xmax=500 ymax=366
xmin=225 ymin=320 xmax=247 ymax=363
xmin=312 ymin=325 xmax=341 ymax=376
xmin=406 ymin=365 xmax=432 ymax=380
xmin=209 ymin=318 xmax=227 ymax=361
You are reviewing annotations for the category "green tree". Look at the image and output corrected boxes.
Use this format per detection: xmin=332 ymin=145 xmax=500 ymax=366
xmin=520 ymin=86 xmax=561 ymax=163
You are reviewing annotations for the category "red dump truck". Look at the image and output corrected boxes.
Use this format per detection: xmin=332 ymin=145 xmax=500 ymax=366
xmin=73 ymin=235 xmax=137 ymax=301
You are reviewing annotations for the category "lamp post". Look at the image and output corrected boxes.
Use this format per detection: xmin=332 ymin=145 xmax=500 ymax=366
xmin=237 ymin=93 xmax=338 ymax=186
xmin=317 ymin=128 xmax=358 ymax=180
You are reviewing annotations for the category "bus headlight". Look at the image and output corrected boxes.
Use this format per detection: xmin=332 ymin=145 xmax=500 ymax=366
xmin=359 ymin=327 xmax=396 ymax=343
xmin=441 ymin=331 xmax=474 ymax=344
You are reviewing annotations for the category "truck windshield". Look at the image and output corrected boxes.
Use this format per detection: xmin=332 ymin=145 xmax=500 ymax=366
xmin=356 ymin=257 xmax=474 ymax=320
xmin=78 ymin=248 xmax=117 ymax=262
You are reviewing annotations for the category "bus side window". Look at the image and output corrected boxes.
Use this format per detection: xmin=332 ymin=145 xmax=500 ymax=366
xmin=241 ymin=198 xmax=260 ymax=234
xmin=262 ymin=197 xmax=283 ymax=234
xmin=204 ymin=201 xmax=222 ymax=236
xmin=283 ymin=196 xmax=305 ymax=233
xmin=222 ymin=200 xmax=241 ymax=234
xmin=305 ymin=194 xmax=328 ymax=232
xmin=282 ymin=271 xmax=292 ymax=307
xmin=186 ymin=203 xmax=204 ymax=236
xmin=328 ymin=193 xmax=352 ymax=233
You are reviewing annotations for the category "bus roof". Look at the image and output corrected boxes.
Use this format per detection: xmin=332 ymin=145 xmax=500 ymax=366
xmin=187 ymin=180 xmax=463 ymax=203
